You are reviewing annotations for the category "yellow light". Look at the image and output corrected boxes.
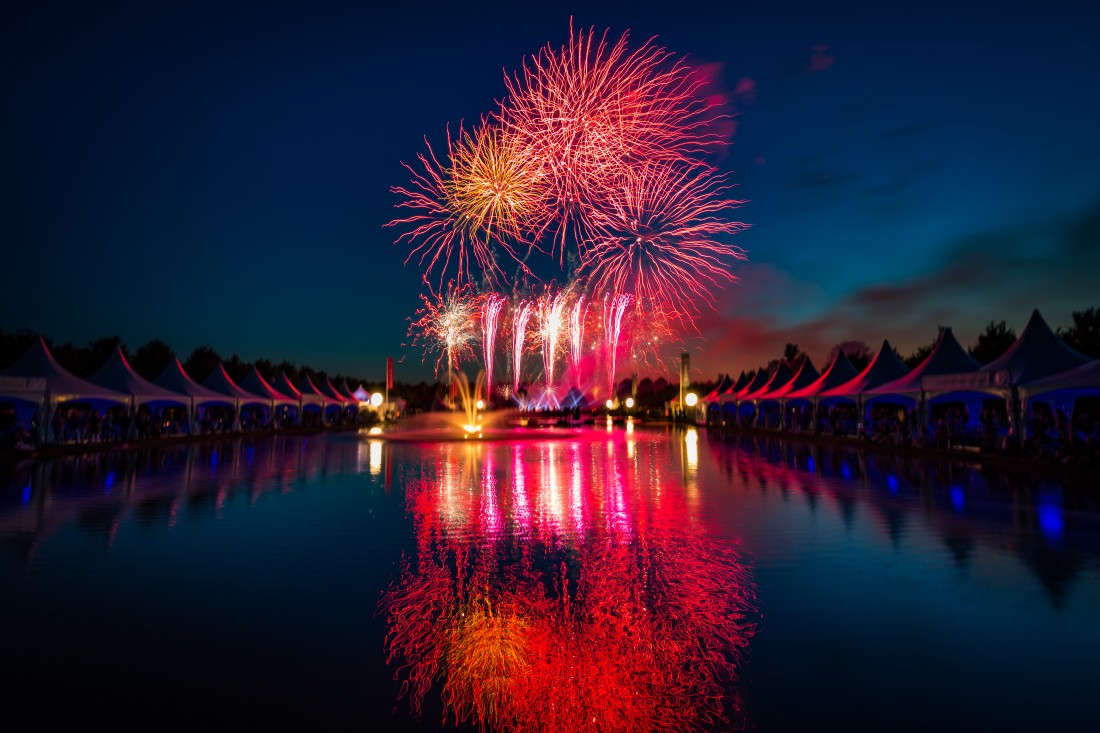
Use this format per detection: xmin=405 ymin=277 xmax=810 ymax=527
xmin=625 ymin=397 xmax=635 ymax=409
xmin=685 ymin=392 xmax=698 ymax=407
xmin=368 ymin=426 xmax=383 ymax=435
xmin=475 ymin=399 xmax=485 ymax=410
xmin=370 ymin=392 xmax=383 ymax=407
xmin=605 ymin=399 xmax=614 ymax=409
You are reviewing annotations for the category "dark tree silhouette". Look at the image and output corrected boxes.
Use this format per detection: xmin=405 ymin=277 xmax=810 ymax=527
xmin=183 ymin=347 xmax=221 ymax=383
xmin=781 ymin=343 xmax=806 ymax=372
xmin=223 ymin=354 xmax=252 ymax=383
xmin=130 ymin=339 xmax=175 ymax=381
xmin=275 ymin=360 xmax=299 ymax=384
xmin=1057 ymin=307 xmax=1100 ymax=358
xmin=253 ymin=358 xmax=276 ymax=381
xmin=968 ymin=321 xmax=1016 ymax=365
xmin=86 ymin=336 xmax=127 ymax=374
xmin=904 ymin=341 xmax=935 ymax=369
xmin=0 ymin=328 xmax=38 ymax=371
xmin=830 ymin=340 xmax=873 ymax=371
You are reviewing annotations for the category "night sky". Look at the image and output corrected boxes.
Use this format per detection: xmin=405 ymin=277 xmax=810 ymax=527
xmin=4 ymin=0 xmax=1098 ymax=382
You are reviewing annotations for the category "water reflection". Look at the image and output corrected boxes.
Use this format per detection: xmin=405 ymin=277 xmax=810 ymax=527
xmin=0 ymin=436 xmax=381 ymax=558
xmin=382 ymin=437 xmax=758 ymax=732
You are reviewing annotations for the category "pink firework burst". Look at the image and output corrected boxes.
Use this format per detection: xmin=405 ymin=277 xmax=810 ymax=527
xmin=481 ymin=293 xmax=506 ymax=398
xmin=501 ymin=20 xmax=730 ymax=260
xmin=580 ymin=161 xmax=747 ymax=329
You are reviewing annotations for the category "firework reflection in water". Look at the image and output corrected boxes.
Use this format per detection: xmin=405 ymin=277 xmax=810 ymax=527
xmin=381 ymin=438 xmax=758 ymax=733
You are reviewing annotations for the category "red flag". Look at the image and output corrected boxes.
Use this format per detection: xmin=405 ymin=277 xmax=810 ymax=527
xmin=386 ymin=357 xmax=394 ymax=390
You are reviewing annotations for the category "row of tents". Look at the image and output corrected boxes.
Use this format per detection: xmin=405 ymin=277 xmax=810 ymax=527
xmin=0 ymin=338 xmax=375 ymax=442
xmin=690 ymin=310 xmax=1100 ymax=439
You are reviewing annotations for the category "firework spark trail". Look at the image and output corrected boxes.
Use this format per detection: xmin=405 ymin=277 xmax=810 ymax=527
xmin=481 ymin=293 xmax=505 ymax=399
xmin=538 ymin=290 xmax=568 ymax=396
xmin=388 ymin=124 xmax=541 ymax=290
xmin=500 ymin=20 xmax=731 ymax=260
xmin=568 ymin=295 xmax=588 ymax=378
xmin=582 ymin=160 xmax=747 ymax=327
xmin=408 ymin=283 xmax=480 ymax=380
xmin=511 ymin=301 xmax=534 ymax=395
xmin=602 ymin=293 xmax=631 ymax=398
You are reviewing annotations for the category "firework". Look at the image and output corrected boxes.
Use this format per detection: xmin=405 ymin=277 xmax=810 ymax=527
xmin=538 ymin=289 xmax=568 ymax=395
xmin=481 ymin=293 xmax=505 ymax=399
xmin=568 ymin=294 xmax=588 ymax=378
xmin=408 ymin=283 xmax=480 ymax=382
xmin=388 ymin=124 xmax=539 ymax=290
xmin=602 ymin=293 xmax=631 ymax=398
xmin=581 ymin=161 xmax=747 ymax=327
xmin=501 ymin=20 xmax=729 ymax=259
xmin=511 ymin=301 xmax=533 ymax=395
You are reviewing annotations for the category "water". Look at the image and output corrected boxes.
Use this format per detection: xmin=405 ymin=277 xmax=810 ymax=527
xmin=1 ymin=427 xmax=1098 ymax=731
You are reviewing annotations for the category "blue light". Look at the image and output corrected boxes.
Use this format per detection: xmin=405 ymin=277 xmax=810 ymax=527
xmin=1037 ymin=489 xmax=1064 ymax=542
xmin=105 ymin=471 xmax=116 ymax=490
xmin=841 ymin=463 xmax=851 ymax=480
xmin=950 ymin=485 xmax=964 ymax=512
xmin=247 ymin=447 xmax=254 ymax=465
xmin=21 ymin=485 xmax=32 ymax=505
xmin=807 ymin=457 xmax=816 ymax=473
xmin=211 ymin=450 xmax=219 ymax=468
xmin=887 ymin=475 xmax=899 ymax=494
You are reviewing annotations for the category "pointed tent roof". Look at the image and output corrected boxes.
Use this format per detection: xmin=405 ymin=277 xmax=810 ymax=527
xmin=1022 ymin=358 xmax=1100 ymax=397
xmin=319 ymin=377 xmax=355 ymax=404
xmin=766 ymin=357 xmax=821 ymax=399
xmin=701 ymin=373 xmax=734 ymax=403
xmin=980 ymin=309 xmax=1090 ymax=386
xmin=785 ymin=350 xmax=859 ymax=400
xmin=239 ymin=368 xmax=297 ymax=405
xmin=820 ymin=340 xmax=911 ymax=397
xmin=725 ymin=371 xmax=749 ymax=396
xmin=1 ymin=338 xmax=129 ymax=404
xmin=275 ymin=372 xmax=321 ymax=406
xmin=869 ymin=328 xmax=982 ymax=395
xmin=300 ymin=375 xmax=335 ymax=406
xmin=745 ymin=363 xmax=792 ymax=400
xmin=203 ymin=363 xmax=268 ymax=405
xmin=350 ymin=382 xmax=370 ymax=402
xmin=732 ymin=370 xmax=770 ymax=399
xmin=87 ymin=347 xmax=189 ymax=406
xmin=154 ymin=358 xmax=232 ymax=404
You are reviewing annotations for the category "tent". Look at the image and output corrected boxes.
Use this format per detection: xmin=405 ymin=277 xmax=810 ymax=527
xmin=301 ymin=375 xmax=344 ymax=419
xmin=819 ymin=340 xmax=910 ymax=402
xmin=784 ymin=351 xmax=859 ymax=403
xmin=764 ymin=358 xmax=820 ymax=400
xmin=700 ymin=374 xmax=734 ymax=404
xmin=320 ymin=377 xmax=356 ymax=406
xmin=203 ymin=364 xmax=268 ymax=406
xmin=869 ymin=328 xmax=981 ymax=398
xmin=350 ymin=382 xmax=370 ymax=402
xmin=744 ymin=363 xmax=792 ymax=401
xmin=981 ymin=309 xmax=1089 ymax=386
xmin=275 ymin=372 xmax=321 ymax=408
xmin=0 ymin=338 xmax=129 ymax=441
xmin=239 ymin=368 xmax=298 ymax=407
xmin=87 ymin=347 xmax=189 ymax=407
xmin=1022 ymin=359 xmax=1100 ymax=399
xmin=154 ymin=358 xmax=234 ymax=405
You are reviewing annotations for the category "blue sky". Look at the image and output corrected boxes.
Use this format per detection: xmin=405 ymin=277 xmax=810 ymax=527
xmin=3 ymin=0 xmax=1098 ymax=381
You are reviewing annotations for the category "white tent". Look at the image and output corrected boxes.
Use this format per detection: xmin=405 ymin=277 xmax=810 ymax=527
xmin=154 ymin=359 xmax=232 ymax=405
xmin=1 ymin=338 xmax=129 ymax=405
xmin=276 ymin=372 xmax=322 ymax=409
xmin=784 ymin=350 xmax=859 ymax=403
xmin=203 ymin=364 xmax=268 ymax=405
xmin=1022 ymin=359 xmax=1100 ymax=399
xmin=820 ymin=340 xmax=910 ymax=402
xmin=869 ymin=328 xmax=982 ymax=398
xmin=87 ymin=347 xmax=189 ymax=407
xmin=981 ymin=309 xmax=1089 ymax=386
xmin=239 ymin=368 xmax=298 ymax=407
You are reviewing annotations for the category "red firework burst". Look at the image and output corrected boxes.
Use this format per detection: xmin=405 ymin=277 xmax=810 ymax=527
xmin=501 ymin=20 xmax=729 ymax=260
xmin=580 ymin=161 xmax=748 ymax=328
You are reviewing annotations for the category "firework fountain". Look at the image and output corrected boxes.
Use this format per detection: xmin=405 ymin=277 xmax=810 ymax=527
xmin=481 ymin=293 xmax=505 ymax=401
xmin=537 ymin=290 xmax=568 ymax=404
xmin=511 ymin=301 xmax=533 ymax=398
xmin=602 ymin=293 xmax=631 ymax=400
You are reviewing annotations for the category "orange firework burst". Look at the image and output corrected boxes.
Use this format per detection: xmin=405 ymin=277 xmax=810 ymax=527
xmin=389 ymin=124 xmax=541 ymax=289
xmin=581 ymin=161 xmax=748 ymax=328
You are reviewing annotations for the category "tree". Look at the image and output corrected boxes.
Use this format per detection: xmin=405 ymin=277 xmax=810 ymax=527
xmin=223 ymin=354 xmax=252 ymax=383
xmin=968 ymin=321 xmax=1016 ymax=365
xmin=86 ymin=336 xmax=127 ymax=374
xmin=253 ymin=358 xmax=276 ymax=381
xmin=1058 ymin=307 xmax=1100 ymax=358
xmin=274 ymin=360 xmax=299 ymax=384
xmin=781 ymin=343 xmax=806 ymax=372
xmin=130 ymin=339 xmax=175 ymax=381
xmin=904 ymin=342 xmax=935 ymax=370
xmin=183 ymin=346 xmax=221 ymax=382
xmin=830 ymin=341 xmax=872 ymax=372
xmin=0 ymin=328 xmax=38 ymax=371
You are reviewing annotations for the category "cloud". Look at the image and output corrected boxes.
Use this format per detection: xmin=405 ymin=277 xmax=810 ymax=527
xmin=808 ymin=44 xmax=835 ymax=73
xmin=691 ymin=197 xmax=1100 ymax=376
xmin=732 ymin=76 xmax=757 ymax=104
